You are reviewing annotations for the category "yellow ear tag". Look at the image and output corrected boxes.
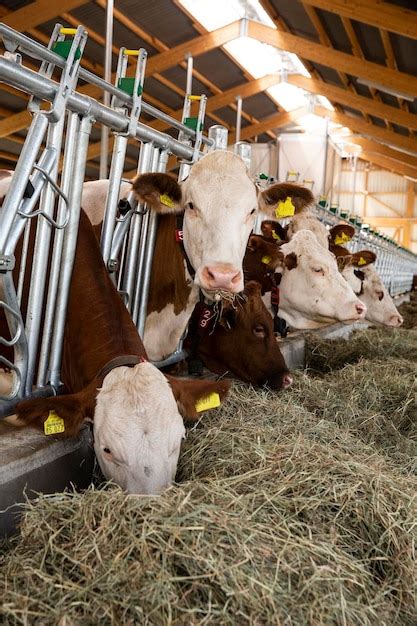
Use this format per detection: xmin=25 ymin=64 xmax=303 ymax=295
xmin=357 ymin=256 xmax=367 ymax=266
xmin=195 ymin=392 xmax=221 ymax=413
xmin=44 ymin=410 xmax=65 ymax=435
xmin=275 ymin=197 xmax=295 ymax=219
xmin=334 ymin=232 xmax=352 ymax=245
xmin=159 ymin=194 xmax=175 ymax=208
xmin=272 ymin=229 xmax=281 ymax=241
xmin=261 ymin=255 xmax=272 ymax=265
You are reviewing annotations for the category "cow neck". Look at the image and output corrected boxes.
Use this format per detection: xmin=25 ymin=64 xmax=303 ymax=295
xmin=147 ymin=214 xmax=193 ymax=316
xmin=176 ymin=213 xmax=196 ymax=280
xmin=267 ymin=271 xmax=288 ymax=338
xmin=62 ymin=210 xmax=146 ymax=393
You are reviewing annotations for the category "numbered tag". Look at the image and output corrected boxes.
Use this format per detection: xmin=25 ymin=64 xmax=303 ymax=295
xmin=44 ymin=410 xmax=65 ymax=435
xmin=195 ymin=392 xmax=221 ymax=413
xmin=175 ymin=229 xmax=183 ymax=242
xmin=271 ymin=286 xmax=280 ymax=306
xmin=160 ymin=194 xmax=175 ymax=208
xmin=272 ymin=229 xmax=281 ymax=241
xmin=275 ymin=197 xmax=295 ymax=219
xmin=262 ymin=255 xmax=272 ymax=265
xmin=358 ymin=256 xmax=367 ymax=266
xmin=334 ymin=232 xmax=351 ymax=245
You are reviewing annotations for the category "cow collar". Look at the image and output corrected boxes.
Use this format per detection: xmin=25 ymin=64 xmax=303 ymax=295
xmin=185 ymin=296 xmax=224 ymax=376
xmin=176 ymin=213 xmax=196 ymax=280
xmin=267 ymin=272 xmax=288 ymax=338
xmin=97 ymin=354 xmax=147 ymax=384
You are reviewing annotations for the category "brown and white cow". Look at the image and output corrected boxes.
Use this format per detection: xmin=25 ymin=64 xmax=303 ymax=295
xmin=244 ymin=229 xmax=367 ymax=329
xmin=81 ymin=152 xmax=313 ymax=365
xmin=1 ymin=210 xmax=229 ymax=494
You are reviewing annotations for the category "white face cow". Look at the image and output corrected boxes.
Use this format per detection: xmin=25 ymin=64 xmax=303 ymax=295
xmin=276 ymin=230 xmax=367 ymax=329
xmin=94 ymin=362 xmax=185 ymax=495
xmin=341 ymin=259 xmax=403 ymax=327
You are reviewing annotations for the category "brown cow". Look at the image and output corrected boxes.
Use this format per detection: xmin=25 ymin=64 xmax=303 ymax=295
xmin=1 ymin=210 xmax=229 ymax=494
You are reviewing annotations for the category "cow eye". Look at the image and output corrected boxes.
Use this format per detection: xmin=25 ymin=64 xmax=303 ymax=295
xmin=377 ymin=290 xmax=384 ymax=301
xmin=187 ymin=202 xmax=194 ymax=210
xmin=313 ymin=267 xmax=323 ymax=274
xmin=253 ymin=324 xmax=266 ymax=338
xmin=103 ymin=447 xmax=111 ymax=454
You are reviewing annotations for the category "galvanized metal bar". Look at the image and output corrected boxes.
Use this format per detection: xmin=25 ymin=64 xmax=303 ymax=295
xmin=37 ymin=111 xmax=79 ymax=387
xmin=235 ymin=95 xmax=242 ymax=144
xmin=48 ymin=114 xmax=94 ymax=388
xmin=100 ymin=0 xmax=114 ymax=178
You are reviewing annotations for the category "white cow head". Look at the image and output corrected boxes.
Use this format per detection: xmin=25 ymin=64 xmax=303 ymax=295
xmin=276 ymin=230 xmax=367 ymax=329
xmin=131 ymin=151 xmax=314 ymax=299
xmin=340 ymin=252 xmax=403 ymax=327
xmin=15 ymin=363 xmax=230 ymax=495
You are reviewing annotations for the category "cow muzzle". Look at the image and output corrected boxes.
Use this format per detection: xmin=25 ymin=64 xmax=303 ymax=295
xmin=200 ymin=264 xmax=243 ymax=293
xmin=387 ymin=313 xmax=403 ymax=327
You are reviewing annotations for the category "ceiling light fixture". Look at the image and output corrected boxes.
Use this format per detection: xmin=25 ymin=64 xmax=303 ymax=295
xmin=357 ymin=78 xmax=415 ymax=102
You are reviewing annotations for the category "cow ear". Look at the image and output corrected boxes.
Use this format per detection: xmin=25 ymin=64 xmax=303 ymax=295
xmin=260 ymin=220 xmax=286 ymax=242
xmin=166 ymin=376 xmax=230 ymax=422
xmin=247 ymin=235 xmax=284 ymax=269
xmin=131 ymin=172 xmax=182 ymax=213
xmin=15 ymin=384 xmax=97 ymax=437
xmin=336 ymin=254 xmax=353 ymax=271
xmin=258 ymin=183 xmax=314 ymax=218
xmin=244 ymin=280 xmax=262 ymax=298
xmin=329 ymin=224 xmax=355 ymax=245
xmin=284 ymin=252 xmax=298 ymax=270
xmin=351 ymin=250 xmax=376 ymax=267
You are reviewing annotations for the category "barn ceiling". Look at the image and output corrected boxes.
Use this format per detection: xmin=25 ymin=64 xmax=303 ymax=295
xmin=0 ymin=0 xmax=416 ymax=181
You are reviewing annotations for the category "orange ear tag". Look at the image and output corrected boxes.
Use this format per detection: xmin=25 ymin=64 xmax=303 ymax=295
xmin=195 ymin=392 xmax=221 ymax=413
xmin=357 ymin=257 xmax=367 ymax=266
xmin=272 ymin=229 xmax=281 ymax=241
xmin=159 ymin=194 xmax=175 ymax=208
xmin=275 ymin=197 xmax=295 ymax=218
xmin=334 ymin=232 xmax=352 ymax=245
xmin=44 ymin=410 xmax=65 ymax=435
xmin=261 ymin=255 xmax=272 ymax=265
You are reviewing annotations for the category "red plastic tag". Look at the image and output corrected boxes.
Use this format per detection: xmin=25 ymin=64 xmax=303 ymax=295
xmin=271 ymin=286 xmax=280 ymax=306
xmin=175 ymin=229 xmax=183 ymax=242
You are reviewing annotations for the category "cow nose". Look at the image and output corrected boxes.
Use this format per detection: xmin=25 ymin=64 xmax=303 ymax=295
xmin=355 ymin=302 xmax=366 ymax=317
xmin=389 ymin=314 xmax=403 ymax=327
xmin=201 ymin=265 xmax=242 ymax=292
xmin=282 ymin=374 xmax=293 ymax=389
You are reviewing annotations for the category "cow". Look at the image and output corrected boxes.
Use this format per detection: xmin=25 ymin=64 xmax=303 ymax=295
xmin=81 ymin=151 xmax=314 ymax=360
xmin=185 ymin=281 xmax=293 ymax=389
xmin=1 ymin=209 xmax=230 ymax=494
xmin=243 ymin=229 xmax=367 ymax=329
xmin=266 ymin=214 xmax=403 ymax=328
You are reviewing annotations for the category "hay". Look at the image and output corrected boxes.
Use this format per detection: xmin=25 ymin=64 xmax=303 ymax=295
xmin=305 ymin=327 xmax=417 ymax=373
xmin=1 ymin=327 xmax=416 ymax=625
xmin=398 ymin=297 xmax=417 ymax=329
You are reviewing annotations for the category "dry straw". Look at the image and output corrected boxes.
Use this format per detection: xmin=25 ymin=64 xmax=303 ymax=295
xmin=1 ymin=324 xmax=416 ymax=625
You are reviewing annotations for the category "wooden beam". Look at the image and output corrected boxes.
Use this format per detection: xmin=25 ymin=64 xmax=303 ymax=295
xmin=344 ymin=137 xmax=417 ymax=169
xmin=150 ymin=74 xmax=281 ymax=133
xmin=229 ymin=107 xmax=308 ymax=143
xmin=2 ymin=0 xmax=89 ymax=31
xmin=315 ymin=106 xmax=417 ymax=155
xmin=301 ymin=0 xmax=417 ymax=40
xmin=359 ymin=151 xmax=417 ymax=180
xmin=288 ymin=75 xmax=417 ymax=131
xmin=247 ymin=21 xmax=417 ymax=95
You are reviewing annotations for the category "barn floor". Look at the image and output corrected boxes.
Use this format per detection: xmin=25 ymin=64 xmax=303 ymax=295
xmin=1 ymin=300 xmax=416 ymax=624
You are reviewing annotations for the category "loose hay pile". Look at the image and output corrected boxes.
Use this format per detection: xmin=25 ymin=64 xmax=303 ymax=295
xmin=398 ymin=292 xmax=417 ymax=329
xmin=1 ymin=328 xmax=416 ymax=625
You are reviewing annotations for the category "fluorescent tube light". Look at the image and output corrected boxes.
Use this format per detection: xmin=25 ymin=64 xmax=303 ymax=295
xmin=357 ymin=78 xmax=415 ymax=102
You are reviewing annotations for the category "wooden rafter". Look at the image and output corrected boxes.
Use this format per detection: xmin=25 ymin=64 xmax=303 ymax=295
xmin=288 ymin=75 xmax=417 ymax=131
xmin=359 ymin=151 xmax=417 ymax=180
xmin=301 ymin=0 xmax=417 ymax=40
xmin=345 ymin=137 xmax=417 ymax=170
xmin=1 ymin=0 xmax=89 ymax=31
xmin=247 ymin=21 xmax=417 ymax=95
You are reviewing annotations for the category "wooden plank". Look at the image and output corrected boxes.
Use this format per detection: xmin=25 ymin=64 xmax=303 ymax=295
xmin=360 ymin=151 xmax=417 ymax=180
xmin=248 ymin=21 xmax=417 ymax=95
xmin=301 ymin=0 xmax=417 ymax=40
xmin=345 ymin=137 xmax=417 ymax=169
xmin=2 ymin=0 xmax=90 ymax=31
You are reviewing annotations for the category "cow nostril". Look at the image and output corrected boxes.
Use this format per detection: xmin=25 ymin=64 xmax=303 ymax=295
xmin=231 ymin=271 xmax=241 ymax=285
xmin=355 ymin=303 xmax=365 ymax=315
xmin=282 ymin=374 xmax=293 ymax=389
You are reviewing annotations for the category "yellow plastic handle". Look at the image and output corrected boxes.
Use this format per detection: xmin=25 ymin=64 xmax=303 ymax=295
xmin=124 ymin=49 xmax=140 ymax=56
xmin=188 ymin=95 xmax=202 ymax=101
xmin=59 ymin=27 xmax=77 ymax=35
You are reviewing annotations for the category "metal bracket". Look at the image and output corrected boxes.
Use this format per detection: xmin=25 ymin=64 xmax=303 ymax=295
xmin=0 ymin=255 xmax=15 ymax=272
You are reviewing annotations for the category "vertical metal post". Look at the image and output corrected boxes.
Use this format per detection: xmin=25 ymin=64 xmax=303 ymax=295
xmin=49 ymin=115 xmax=94 ymax=388
xmin=185 ymin=54 xmax=193 ymax=96
xmin=235 ymin=95 xmax=242 ymax=144
xmin=322 ymin=117 xmax=329 ymax=197
xmin=208 ymin=125 xmax=228 ymax=150
xmin=100 ymin=0 xmax=114 ymax=178
xmin=351 ymin=155 xmax=358 ymax=214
